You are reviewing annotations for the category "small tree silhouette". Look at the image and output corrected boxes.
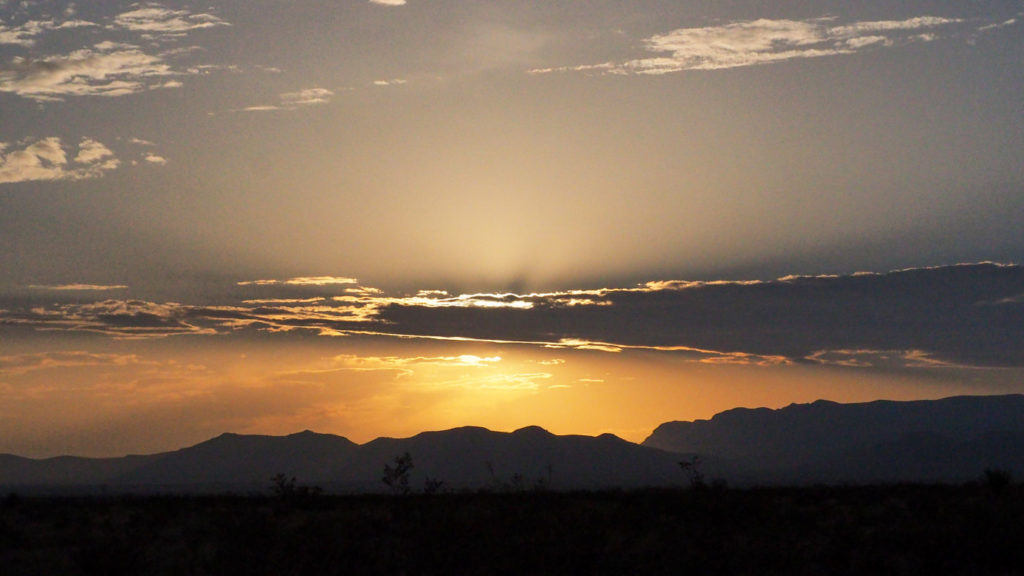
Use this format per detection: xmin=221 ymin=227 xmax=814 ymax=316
xmin=382 ymin=452 xmax=414 ymax=495
xmin=982 ymin=468 xmax=1013 ymax=496
xmin=679 ymin=455 xmax=706 ymax=489
xmin=270 ymin=473 xmax=297 ymax=499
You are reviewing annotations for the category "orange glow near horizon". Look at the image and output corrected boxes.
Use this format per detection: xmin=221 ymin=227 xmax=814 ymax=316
xmin=4 ymin=332 xmax=1018 ymax=459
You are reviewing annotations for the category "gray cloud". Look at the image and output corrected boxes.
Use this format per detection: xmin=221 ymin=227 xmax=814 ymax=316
xmin=2 ymin=264 xmax=1021 ymax=369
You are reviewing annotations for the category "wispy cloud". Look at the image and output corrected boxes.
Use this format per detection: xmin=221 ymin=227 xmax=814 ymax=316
xmin=0 ymin=351 xmax=145 ymax=376
xmin=27 ymin=284 xmax=128 ymax=291
xmin=113 ymin=4 xmax=229 ymax=36
xmin=533 ymin=15 xmax=965 ymax=75
xmin=368 ymin=0 xmax=407 ymax=6
xmin=978 ymin=18 xmax=1018 ymax=32
xmin=0 ymin=137 xmax=119 ymax=184
xmin=238 ymin=276 xmax=358 ymax=286
xmin=0 ymin=18 xmax=94 ymax=46
xmin=237 ymin=87 xmax=335 ymax=112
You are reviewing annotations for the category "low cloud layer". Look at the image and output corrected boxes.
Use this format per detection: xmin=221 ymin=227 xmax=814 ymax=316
xmin=3 ymin=263 xmax=1021 ymax=369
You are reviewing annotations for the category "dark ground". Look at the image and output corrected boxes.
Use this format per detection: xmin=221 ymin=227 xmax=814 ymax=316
xmin=2 ymin=482 xmax=1023 ymax=575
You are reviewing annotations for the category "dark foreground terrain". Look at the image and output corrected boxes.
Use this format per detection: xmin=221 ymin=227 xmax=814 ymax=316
xmin=3 ymin=483 xmax=1023 ymax=575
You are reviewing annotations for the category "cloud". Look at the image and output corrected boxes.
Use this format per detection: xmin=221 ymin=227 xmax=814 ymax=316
xmin=0 ymin=351 xmax=145 ymax=376
xmin=281 ymin=87 xmax=334 ymax=106
xmin=0 ymin=43 xmax=176 ymax=100
xmin=0 ymin=4 xmax=232 ymax=101
xmin=3 ymin=264 xmax=1022 ymax=368
xmin=373 ymin=79 xmax=407 ymax=86
xmin=27 ymin=284 xmax=128 ymax=291
xmin=0 ymin=137 xmax=120 ymax=184
xmin=978 ymin=18 xmax=1018 ymax=32
xmin=0 ymin=18 xmax=95 ymax=46
xmin=237 ymin=88 xmax=335 ymax=112
xmin=1 ymin=300 xmax=215 ymax=338
xmin=533 ymin=15 xmax=965 ymax=75
xmin=143 ymin=153 xmax=167 ymax=165
xmin=113 ymin=4 xmax=229 ymax=35
xmin=238 ymin=276 xmax=358 ymax=286
xmin=368 ymin=0 xmax=407 ymax=6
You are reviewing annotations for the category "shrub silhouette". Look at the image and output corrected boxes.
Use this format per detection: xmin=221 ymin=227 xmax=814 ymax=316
xmin=270 ymin=473 xmax=322 ymax=501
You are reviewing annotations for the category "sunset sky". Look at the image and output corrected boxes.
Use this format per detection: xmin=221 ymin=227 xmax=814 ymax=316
xmin=2 ymin=0 xmax=1023 ymax=458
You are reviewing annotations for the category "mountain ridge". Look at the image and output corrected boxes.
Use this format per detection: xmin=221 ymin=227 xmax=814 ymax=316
xmin=3 ymin=394 xmax=1023 ymax=492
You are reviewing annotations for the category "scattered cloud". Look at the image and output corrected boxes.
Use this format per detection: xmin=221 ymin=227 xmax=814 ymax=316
xmin=368 ymin=0 xmax=407 ymax=6
xmin=3 ymin=264 xmax=1022 ymax=368
xmin=373 ymin=79 xmax=407 ymax=86
xmin=0 ymin=4 xmax=231 ymax=101
xmin=0 ymin=137 xmax=120 ymax=184
xmin=533 ymin=15 xmax=965 ymax=75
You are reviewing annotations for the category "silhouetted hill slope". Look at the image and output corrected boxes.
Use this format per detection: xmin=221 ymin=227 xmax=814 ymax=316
xmin=117 ymin=430 xmax=359 ymax=486
xmin=0 ymin=427 xmax=713 ymax=492
xmin=644 ymin=394 xmax=1024 ymax=483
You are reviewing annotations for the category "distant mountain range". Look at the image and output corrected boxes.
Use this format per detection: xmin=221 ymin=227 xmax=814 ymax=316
xmin=3 ymin=395 xmax=1023 ymax=493
xmin=644 ymin=394 xmax=1024 ymax=484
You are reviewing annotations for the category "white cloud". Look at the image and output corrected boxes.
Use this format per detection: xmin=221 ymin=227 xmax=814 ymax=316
xmin=0 ymin=4 xmax=232 ymax=101
xmin=0 ymin=18 xmax=94 ymax=46
xmin=374 ymin=78 xmax=407 ymax=86
xmin=978 ymin=18 xmax=1017 ymax=32
xmin=0 ymin=43 xmax=175 ymax=101
xmin=143 ymin=153 xmax=167 ymax=165
xmin=113 ymin=4 xmax=229 ymax=35
xmin=280 ymin=87 xmax=334 ymax=106
xmin=0 ymin=137 xmax=121 ymax=185
xmin=534 ymin=15 xmax=967 ymax=75
xmin=369 ymin=0 xmax=407 ymax=6
xmin=236 ymin=87 xmax=335 ymax=112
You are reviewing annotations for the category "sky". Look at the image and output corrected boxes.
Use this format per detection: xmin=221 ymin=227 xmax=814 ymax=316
xmin=1 ymin=0 xmax=1023 ymax=457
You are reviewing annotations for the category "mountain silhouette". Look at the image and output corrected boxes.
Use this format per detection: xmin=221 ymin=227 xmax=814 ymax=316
xmin=4 ymin=395 xmax=1023 ymax=492
xmin=0 ymin=426 xmax=706 ymax=493
xmin=643 ymin=394 xmax=1024 ymax=483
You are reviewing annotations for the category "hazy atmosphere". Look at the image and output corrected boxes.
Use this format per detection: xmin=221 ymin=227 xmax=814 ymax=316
xmin=2 ymin=0 xmax=1023 ymax=457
